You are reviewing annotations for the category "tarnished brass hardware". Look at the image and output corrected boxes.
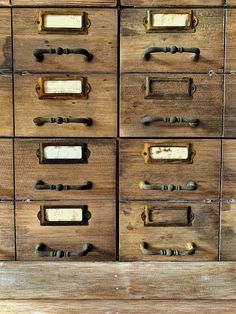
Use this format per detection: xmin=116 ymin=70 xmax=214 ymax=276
xmin=141 ymin=116 xmax=199 ymax=127
xmin=139 ymin=181 xmax=197 ymax=191
xmin=33 ymin=117 xmax=92 ymax=126
xmin=36 ymin=243 xmax=93 ymax=258
xmin=144 ymin=46 xmax=200 ymax=62
xmin=33 ymin=47 xmax=93 ymax=62
xmin=35 ymin=180 xmax=92 ymax=191
xmin=140 ymin=242 xmax=195 ymax=256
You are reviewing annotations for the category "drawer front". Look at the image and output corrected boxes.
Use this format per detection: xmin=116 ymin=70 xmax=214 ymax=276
xmin=16 ymin=200 xmax=116 ymax=261
xmin=0 ymin=140 xmax=13 ymax=200
xmin=228 ymin=1 xmax=236 ymax=6
xmin=222 ymin=140 xmax=236 ymax=199
xmin=225 ymin=75 xmax=236 ymax=137
xmin=121 ymin=0 xmax=224 ymax=6
xmin=120 ymin=201 xmax=219 ymax=261
xmin=12 ymin=0 xmax=116 ymax=6
xmin=0 ymin=9 xmax=11 ymax=71
xmin=15 ymin=139 xmax=116 ymax=200
xmin=13 ymin=8 xmax=117 ymax=73
xmin=120 ymin=74 xmax=222 ymax=137
xmin=121 ymin=9 xmax=223 ymax=73
xmin=120 ymin=139 xmax=221 ymax=201
xmin=0 ymin=202 xmax=15 ymax=261
xmin=15 ymin=74 xmax=117 ymax=137
xmin=226 ymin=9 xmax=236 ymax=71
xmin=0 ymin=75 xmax=13 ymax=136
xmin=221 ymin=203 xmax=236 ymax=261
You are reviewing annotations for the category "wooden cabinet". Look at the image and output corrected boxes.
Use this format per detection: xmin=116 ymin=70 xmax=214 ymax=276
xmin=121 ymin=0 xmax=224 ymax=6
xmin=12 ymin=0 xmax=116 ymax=6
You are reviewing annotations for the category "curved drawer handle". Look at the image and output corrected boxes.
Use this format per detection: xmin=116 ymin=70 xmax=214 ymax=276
xmin=33 ymin=47 xmax=93 ymax=62
xmin=144 ymin=46 xmax=200 ymax=62
xmin=36 ymin=243 xmax=93 ymax=258
xmin=33 ymin=117 xmax=92 ymax=126
xmin=35 ymin=180 xmax=92 ymax=191
xmin=141 ymin=116 xmax=199 ymax=128
xmin=140 ymin=242 xmax=195 ymax=256
xmin=139 ymin=181 xmax=197 ymax=191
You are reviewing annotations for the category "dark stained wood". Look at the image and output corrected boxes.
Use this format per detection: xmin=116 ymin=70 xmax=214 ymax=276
xmin=0 ymin=75 xmax=13 ymax=136
xmin=0 ymin=202 xmax=15 ymax=260
xmin=221 ymin=203 xmax=236 ymax=261
xmin=121 ymin=0 xmax=224 ymax=6
xmin=0 ymin=139 xmax=13 ymax=200
xmin=12 ymin=0 xmax=116 ymax=6
xmin=226 ymin=9 xmax=236 ymax=71
xmin=224 ymin=74 xmax=236 ymax=136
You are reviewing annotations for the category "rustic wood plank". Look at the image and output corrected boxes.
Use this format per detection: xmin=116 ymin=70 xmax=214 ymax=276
xmin=224 ymin=75 xmax=236 ymax=136
xmin=0 ymin=75 xmax=13 ymax=137
xmin=12 ymin=0 xmax=116 ymax=7
xmin=0 ymin=139 xmax=13 ymax=200
xmin=0 ymin=202 xmax=15 ymax=261
xmin=121 ymin=0 xmax=224 ymax=6
xmin=222 ymin=140 xmax=236 ymax=199
xmin=0 ymin=9 xmax=11 ymax=71
xmin=226 ymin=9 xmax=236 ymax=71
xmin=221 ymin=203 xmax=236 ymax=260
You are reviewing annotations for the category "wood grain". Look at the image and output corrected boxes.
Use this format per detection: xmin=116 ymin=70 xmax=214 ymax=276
xmin=121 ymin=0 xmax=224 ymax=6
xmin=224 ymin=75 xmax=236 ymax=136
xmin=222 ymin=140 xmax=236 ymax=199
xmin=221 ymin=203 xmax=236 ymax=261
xmin=0 ymin=9 xmax=11 ymax=71
xmin=121 ymin=9 xmax=224 ymax=73
xmin=228 ymin=0 xmax=236 ymax=5
xmin=11 ymin=0 xmax=116 ymax=6
xmin=121 ymin=73 xmax=223 ymax=137
xmin=0 ymin=75 xmax=13 ymax=136
xmin=0 ymin=202 xmax=15 ymax=261
xmin=0 ymin=139 xmax=13 ymax=200
xmin=226 ymin=9 xmax=236 ymax=71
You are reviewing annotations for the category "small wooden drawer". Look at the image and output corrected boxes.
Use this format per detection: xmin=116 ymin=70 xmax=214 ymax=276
xmin=120 ymin=139 xmax=221 ymax=201
xmin=222 ymin=140 xmax=236 ymax=200
xmin=0 ymin=140 xmax=13 ymax=200
xmin=15 ymin=139 xmax=116 ymax=201
xmin=0 ymin=202 xmax=15 ymax=261
xmin=13 ymin=8 xmax=117 ymax=73
xmin=221 ymin=203 xmax=236 ymax=261
xmin=16 ymin=200 xmax=116 ymax=261
xmin=121 ymin=9 xmax=224 ymax=73
xmin=12 ymin=0 xmax=116 ymax=6
xmin=0 ymin=75 xmax=13 ymax=136
xmin=120 ymin=73 xmax=223 ymax=137
xmin=14 ymin=74 xmax=117 ymax=137
xmin=226 ymin=9 xmax=236 ymax=71
xmin=121 ymin=0 xmax=224 ymax=6
xmin=120 ymin=201 xmax=219 ymax=261
xmin=0 ymin=9 xmax=11 ymax=71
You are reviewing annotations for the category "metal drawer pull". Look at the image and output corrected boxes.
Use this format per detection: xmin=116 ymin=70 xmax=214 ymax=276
xmin=35 ymin=180 xmax=92 ymax=191
xmin=144 ymin=46 xmax=200 ymax=62
xmin=33 ymin=116 xmax=92 ymax=126
xmin=36 ymin=243 xmax=93 ymax=258
xmin=33 ymin=47 xmax=93 ymax=62
xmin=140 ymin=241 xmax=195 ymax=256
xmin=139 ymin=181 xmax=197 ymax=191
xmin=141 ymin=116 xmax=199 ymax=128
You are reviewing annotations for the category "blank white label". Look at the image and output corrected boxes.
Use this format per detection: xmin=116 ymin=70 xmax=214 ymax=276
xmin=44 ymin=80 xmax=82 ymax=94
xmin=45 ymin=207 xmax=83 ymax=222
xmin=44 ymin=14 xmax=83 ymax=29
xmin=150 ymin=146 xmax=189 ymax=160
xmin=152 ymin=13 xmax=191 ymax=27
xmin=44 ymin=146 xmax=83 ymax=160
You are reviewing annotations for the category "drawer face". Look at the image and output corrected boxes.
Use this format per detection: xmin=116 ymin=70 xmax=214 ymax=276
xmin=222 ymin=140 xmax=236 ymax=199
xmin=15 ymin=139 xmax=116 ymax=200
xmin=14 ymin=74 xmax=117 ymax=137
xmin=120 ymin=139 xmax=221 ymax=201
xmin=226 ymin=9 xmax=236 ymax=71
xmin=120 ymin=202 xmax=219 ymax=261
xmin=225 ymin=75 xmax=236 ymax=137
xmin=121 ymin=9 xmax=223 ymax=73
xmin=120 ymin=74 xmax=222 ymax=137
xmin=16 ymin=200 xmax=116 ymax=261
xmin=121 ymin=0 xmax=223 ymax=6
xmin=12 ymin=0 xmax=116 ymax=5
xmin=13 ymin=8 xmax=117 ymax=73
xmin=0 ymin=9 xmax=11 ymax=71
xmin=0 ymin=202 xmax=15 ymax=261
xmin=0 ymin=140 xmax=13 ymax=200
xmin=221 ymin=203 xmax=236 ymax=261
xmin=0 ymin=76 xmax=13 ymax=137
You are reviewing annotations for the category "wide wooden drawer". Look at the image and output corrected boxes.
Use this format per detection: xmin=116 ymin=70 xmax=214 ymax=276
xmin=221 ymin=203 xmax=236 ymax=261
xmin=0 ymin=202 xmax=15 ymax=261
xmin=16 ymin=200 xmax=116 ymax=261
xmin=14 ymin=74 xmax=117 ymax=137
xmin=15 ymin=139 xmax=116 ymax=200
xmin=222 ymin=140 xmax=236 ymax=200
xmin=120 ymin=201 xmax=219 ymax=261
xmin=120 ymin=73 xmax=223 ymax=137
xmin=0 ymin=9 xmax=11 ymax=71
xmin=12 ymin=0 xmax=116 ymax=6
xmin=0 ymin=140 xmax=13 ymax=200
xmin=121 ymin=0 xmax=223 ymax=6
xmin=120 ymin=139 xmax=221 ymax=201
xmin=121 ymin=9 xmax=224 ymax=73
xmin=226 ymin=9 xmax=236 ymax=71
xmin=0 ymin=75 xmax=13 ymax=137
xmin=13 ymin=8 xmax=117 ymax=73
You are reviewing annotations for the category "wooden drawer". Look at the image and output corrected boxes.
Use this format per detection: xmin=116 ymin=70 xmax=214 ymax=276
xmin=121 ymin=0 xmax=224 ymax=6
xmin=16 ymin=200 xmax=116 ymax=261
xmin=0 ymin=9 xmax=11 ymax=71
xmin=120 ymin=201 xmax=219 ymax=261
xmin=221 ymin=203 xmax=236 ymax=261
xmin=0 ymin=140 xmax=13 ymax=200
xmin=12 ymin=0 xmax=116 ymax=6
xmin=120 ymin=73 xmax=223 ymax=137
xmin=222 ymin=140 xmax=236 ymax=200
xmin=13 ymin=8 xmax=117 ymax=73
xmin=121 ymin=9 xmax=224 ymax=73
xmin=224 ymin=75 xmax=236 ymax=137
xmin=0 ymin=202 xmax=15 ymax=261
xmin=226 ymin=9 xmax=236 ymax=71
xmin=120 ymin=139 xmax=221 ymax=201
xmin=0 ymin=1 xmax=10 ymax=5
xmin=15 ymin=139 xmax=116 ymax=201
xmin=14 ymin=74 xmax=117 ymax=137
xmin=227 ymin=0 xmax=236 ymax=6
xmin=0 ymin=75 xmax=13 ymax=137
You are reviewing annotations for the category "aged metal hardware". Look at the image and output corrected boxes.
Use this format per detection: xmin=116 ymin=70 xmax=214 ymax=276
xmin=36 ymin=142 xmax=89 ymax=164
xmin=33 ymin=47 xmax=93 ymax=62
xmin=140 ymin=242 xmax=195 ymax=256
xmin=139 ymin=181 xmax=197 ymax=191
xmin=36 ymin=77 xmax=91 ymax=100
xmin=144 ymin=10 xmax=198 ymax=33
xmin=141 ymin=206 xmax=194 ymax=227
xmin=36 ymin=11 xmax=91 ymax=34
xmin=35 ymin=180 xmax=92 ymax=191
xmin=141 ymin=116 xmax=199 ymax=127
xmin=142 ymin=143 xmax=195 ymax=164
xmin=143 ymin=46 xmax=200 ymax=62
xmin=37 ymin=205 xmax=91 ymax=226
xmin=36 ymin=243 xmax=93 ymax=258
xmin=33 ymin=117 xmax=92 ymax=126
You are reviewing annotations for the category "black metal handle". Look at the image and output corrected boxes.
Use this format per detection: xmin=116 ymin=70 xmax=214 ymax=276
xmin=35 ymin=180 xmax=92 ymax=191
xmin=141 ymin=116 xmax=199 ymax=128
xmin=144 ymin=46 xmax=200 ymax=62
xmin=139 ymin=181 xmax=197 ymax=191
xmin=36 ymin=243 xmax=93 ymax=258
xmin=140 ymin=242 xmax=195 ymax=256
xmin=33 ymin=117 xmax=92 ymax=126
xmin=33 ymin=47 xmax=93 ymax=62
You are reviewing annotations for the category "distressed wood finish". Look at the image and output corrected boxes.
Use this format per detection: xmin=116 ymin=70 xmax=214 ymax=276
xmin=13 ymin=8 xmax=117 ymax=73
xmin=121 ymin=73 xmax=223 ymax=137
xmin=12 ymin=0 xmax=116 ymax=6
xmin=16 ymin=200 xmax=116 ymax=261
xmin=0 ymin=139 xmax=13 ymax=200
xmin=0 ymin=75 xmax=13 ymax=136
xmin=0 ymin=9 xmax=11 ymax=71
xmin=226 ymin=9 xmax=236 ymax=71
xmin=0 ymin=202 xmax=15 ymax=260
xmin=121 ymin=0 xmax=224 ymax=6
xmin=0 ymin=1 xmax=10 ymax=5
xmin=120 ymin=139 xmax=221 ymax=201
xmin=14 ymin=74 xmax=117 ymax=137
xmin=222 ymin=140 xmax=236 ymax=199
xmin=228 ymin=0 xmax=236 ymax=5
xmin=224 ymin=74 xmax=236 ymax=136
xmin=121 ymin=9 xmax=224 ymax=73
xmin=221 ymin=203 xmax=236 ymax=261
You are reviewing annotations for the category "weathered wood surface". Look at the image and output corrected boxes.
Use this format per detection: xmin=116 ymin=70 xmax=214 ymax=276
xmin=223 ymin=140 xmax=236 ymax=199
xmin=226 ymin=9 xmax=236 ymax=71
xmin=0 ymin=75 xmax=13 ymax=136
xmin=224 ymin=75 xmax=236 ymax=136
xmin=0 ymin=9 xmax=11 ymax=71
xmin=0 ymin=140 xmax=13 ymax=200
xmin=0 ymin=202 xmax=15 ymax=261
xmin=12 ymin=0 xmax=116 ymax=6
xmin=121 ymin=0 xmax=224 ymax=6
xmin=221 ymin=203 xmax=236 ymax=261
